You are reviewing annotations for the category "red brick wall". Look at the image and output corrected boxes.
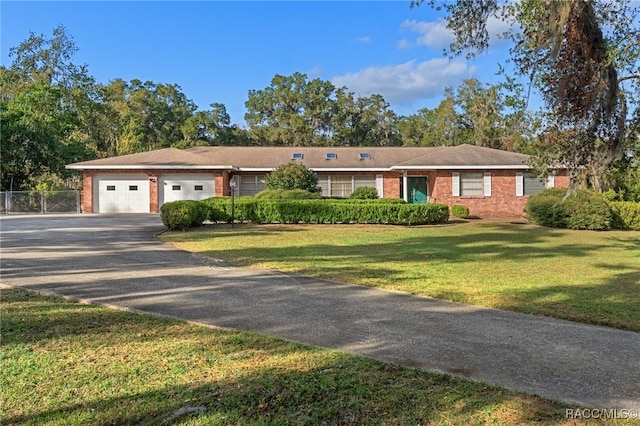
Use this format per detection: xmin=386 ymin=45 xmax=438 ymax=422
xmin=430 ymin=169 xmax=570 ymax=217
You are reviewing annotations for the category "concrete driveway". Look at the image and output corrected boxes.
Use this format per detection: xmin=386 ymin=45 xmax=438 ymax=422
xmin=1 ymin=214 xmax=639 ymax=411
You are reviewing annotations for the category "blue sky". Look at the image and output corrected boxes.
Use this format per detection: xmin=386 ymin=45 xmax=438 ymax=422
xmin=2 ymin=1 xmax=515 ymax=125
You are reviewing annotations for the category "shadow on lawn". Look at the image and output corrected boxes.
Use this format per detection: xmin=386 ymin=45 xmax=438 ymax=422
xmin=2 ymin=289 xmax=567 ymax=425
xmin=188 ymin=222 xmax=640 ymax=330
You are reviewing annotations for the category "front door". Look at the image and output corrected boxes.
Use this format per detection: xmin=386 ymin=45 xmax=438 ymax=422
xmin=408 ymin=177 xmax=428 ymax=204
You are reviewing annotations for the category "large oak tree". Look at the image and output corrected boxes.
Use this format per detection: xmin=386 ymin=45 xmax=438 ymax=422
xmin=414 ymin=0 xmax=640 ymax=192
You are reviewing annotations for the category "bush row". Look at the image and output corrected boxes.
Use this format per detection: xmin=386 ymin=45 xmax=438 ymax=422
xmin=608 ymin=201 xmax=640 ymax=230
xmin=161 ymin=197 xmax=450 ymax=229
xmin=204 ymin=197 xmax=449 ymax=225
xmin=524 ymin=188 xmax=640 ymax=231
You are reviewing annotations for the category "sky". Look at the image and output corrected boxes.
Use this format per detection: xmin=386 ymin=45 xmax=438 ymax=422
xmin=1 ymin=1 xmax=516 ymax=125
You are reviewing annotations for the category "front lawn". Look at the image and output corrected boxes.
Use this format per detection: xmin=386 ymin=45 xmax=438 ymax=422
xmin=1 ymin=289 xmax=589 ymax=425
xmin=160 ymin=221 xmax=640 ymax=331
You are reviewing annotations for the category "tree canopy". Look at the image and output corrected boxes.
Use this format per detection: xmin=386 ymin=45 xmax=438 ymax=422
xmin=413 ymin=0 xmax=640 ymax=192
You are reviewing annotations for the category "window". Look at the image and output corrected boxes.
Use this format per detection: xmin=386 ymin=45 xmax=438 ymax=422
xmin=291 ymin=153 xmax=303 ymax=160
xmin=239 ymin=175 xmax=266 ymax=196
xmin=354 ymin=175 xmax=376 ymax=189
xmin=326 ymin=152 xmax=337 ymax=160
xmin=172 ymin=185 xmax=181 ymax=191
xmin=318 ymin=175 xmax=377 ymax=197
xmin=106 ymin=185 xmax=116 ymax=191
xmin=194 ymin=185 xmax=204 ymax=191
xmin=359 ymin=152 xmax=371 ymax=160
xmin=129 ymin=185 xmax=138 ymax=191
xmin=330 ymin=176 xmax=351 ymax=197
xmin=524 ymin=173 xmax=546 ymax=196
xmin=460 ymin=173 xmax=484 ymax=196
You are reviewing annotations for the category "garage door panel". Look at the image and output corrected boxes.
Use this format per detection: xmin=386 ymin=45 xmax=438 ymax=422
xmin=160 ymin=174 xmax=215 ymax=206
xmin=95 ymin=175 xmax=150 ymax=213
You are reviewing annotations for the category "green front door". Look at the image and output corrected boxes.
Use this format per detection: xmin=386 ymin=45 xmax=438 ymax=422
xmin=408 ymin=177 xmax=428 ymax=204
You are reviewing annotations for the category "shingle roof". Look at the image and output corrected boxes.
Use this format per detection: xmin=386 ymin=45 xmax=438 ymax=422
xmin=67 ymin=144 xmax=532 ymax=171
xmin=66 ymin=147 xmax=236 ymax=170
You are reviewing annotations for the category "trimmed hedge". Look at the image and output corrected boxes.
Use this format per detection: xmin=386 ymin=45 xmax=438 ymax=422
xmin=255 ymin=189 xmax=322 ymax=200
xmin=451 ymin=204 xmax=470 ymax=219
xmin=608 ymin=201 xmax=640 ymax=230
xmin=160 ymin=200 xmax=208 ymax=231
xmin=200 ymin=197 xmax=449 ymax=226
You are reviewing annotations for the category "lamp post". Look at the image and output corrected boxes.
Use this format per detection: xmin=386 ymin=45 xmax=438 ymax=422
xmin=229 ymin=179 xmax=236 ymax=228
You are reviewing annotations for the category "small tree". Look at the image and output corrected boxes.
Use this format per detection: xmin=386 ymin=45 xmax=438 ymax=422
xmin=265 ymin=163 xmax=321 ymax=193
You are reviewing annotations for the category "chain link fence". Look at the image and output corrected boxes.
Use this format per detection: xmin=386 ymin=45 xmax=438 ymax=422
xmin=0 ymin=191 xmax=80 ymax=214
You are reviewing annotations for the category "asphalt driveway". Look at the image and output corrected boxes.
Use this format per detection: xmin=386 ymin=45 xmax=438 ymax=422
xmin=1 ymin=214 xmax=639 ymax=411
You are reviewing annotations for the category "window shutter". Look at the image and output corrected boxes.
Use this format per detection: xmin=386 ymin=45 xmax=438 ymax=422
xmin=516 ymin=172 xmax=524 ymax=196
xmin=376 ymin=174 xmax=384 ymax=197
xmin=452 ymin=172 xmax=460 ymax=196
xmin=546 ymin=175 xmax=555 ymax=188
xmin=483 ymin=172 xmax=492 ymax=196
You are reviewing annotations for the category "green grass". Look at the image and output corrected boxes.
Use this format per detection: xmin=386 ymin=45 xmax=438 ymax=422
xmin=159 ymin=222 xmax=640 ymax=331
xmin=2 ymin=288 xmax=617 ymax=425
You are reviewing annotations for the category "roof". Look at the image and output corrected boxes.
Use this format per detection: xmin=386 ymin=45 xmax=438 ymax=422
xmin=66 ymin=144 xmax=531 ymax=171
xmin=66 ymin=147 xmax=237 ymax=170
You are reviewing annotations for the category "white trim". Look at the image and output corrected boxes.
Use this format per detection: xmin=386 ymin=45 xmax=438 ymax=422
xmin=66 ymin=164 xmax=236 ymax=170
xmin=375 ymin=174 xmax=384 ymax=197
xmin=483 ymin=172 xmax=492 ymax=196
xmin=546 ymin=175 xmax=555 ymax=188
xmin=392 ymin=164 xmax=530 ymax=170
xmin=452 ymin=172 xmax=460 ymax=196
xmin=516 ymin=172 xmax=524 ymax=197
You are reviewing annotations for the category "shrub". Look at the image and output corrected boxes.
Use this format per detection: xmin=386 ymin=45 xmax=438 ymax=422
xmin=160 ymin=200 xmax=208 ymax=231
xmin=525 ymin=188 xmax=613 ymax=230
xmin=265 ymin=163 xmax=321 ymax=193
xmin=608 ymin=201 xmax=640 ymax=230
xmin=255 ymin=189 xmax=322 ymax=199
xmin=524 ymin=188 xmax=569 ymax=228
xmin=563 ymin=190 xmax=612 ymax=230
xmin=451 ymin=204 xmax=470 ymax=219
xmin=349 ymin=186 xmax=379 ymax=199
xmin=201 ymin=197 xmax=259 ymax=222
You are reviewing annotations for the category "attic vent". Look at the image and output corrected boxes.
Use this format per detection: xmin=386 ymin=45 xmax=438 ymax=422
xmin=359 ymin=152 xmax=371 ymax=160
xmin=326 ymin=152 xmax=337 ymax=160
xmin=292 ymin=153 xmax=303 ymax=160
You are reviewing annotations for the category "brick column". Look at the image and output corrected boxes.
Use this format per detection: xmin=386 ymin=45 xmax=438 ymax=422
xmin=149 ymin=174 xmax=159 ymax=213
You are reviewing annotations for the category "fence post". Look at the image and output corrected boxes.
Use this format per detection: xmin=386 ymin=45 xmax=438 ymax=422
xmin=41 ymin=191 xmax=45 ymax=214
xmin=76 ymin=190 xmax=81 ymax=213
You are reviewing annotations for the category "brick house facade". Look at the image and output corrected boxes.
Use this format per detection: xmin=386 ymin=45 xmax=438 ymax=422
xmin=68 ymin=145 xmax=568 ymax=217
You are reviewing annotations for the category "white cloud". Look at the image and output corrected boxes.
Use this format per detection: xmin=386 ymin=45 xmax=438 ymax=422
xmin=400 ymin=16 xmax=515 ymax=51
xmin=400 ymin=18 xmax=453 ymax=50
xmin=331 ymin=58 xmax=475 ymax=106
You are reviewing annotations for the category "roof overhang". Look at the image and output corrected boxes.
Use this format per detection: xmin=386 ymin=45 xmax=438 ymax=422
xmin=391 ymin=164 xmax=531 ymax=170
xmin=66 ymin=165 xmax=238 ymax=170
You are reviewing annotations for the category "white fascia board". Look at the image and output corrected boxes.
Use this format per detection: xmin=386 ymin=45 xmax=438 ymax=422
xmin=308 ymin=168 xmax=392 ymax=172
xmin=237 ymin=167 xmax=393 ymax=172
xmin=66 ymin=165 xmax=238 ymax=170
xmin=390 ymin=164 xmax=531 ymax=170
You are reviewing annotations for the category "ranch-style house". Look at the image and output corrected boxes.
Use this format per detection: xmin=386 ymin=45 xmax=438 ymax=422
xmin=66 ymin=144 xmax=568 ymax=217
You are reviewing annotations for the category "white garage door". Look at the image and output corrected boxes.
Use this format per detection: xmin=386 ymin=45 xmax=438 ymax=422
xmin=95 ymin=174 xmax=150 ymax=213
xmin=160 ymin=174 xmax=215 ymax=207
